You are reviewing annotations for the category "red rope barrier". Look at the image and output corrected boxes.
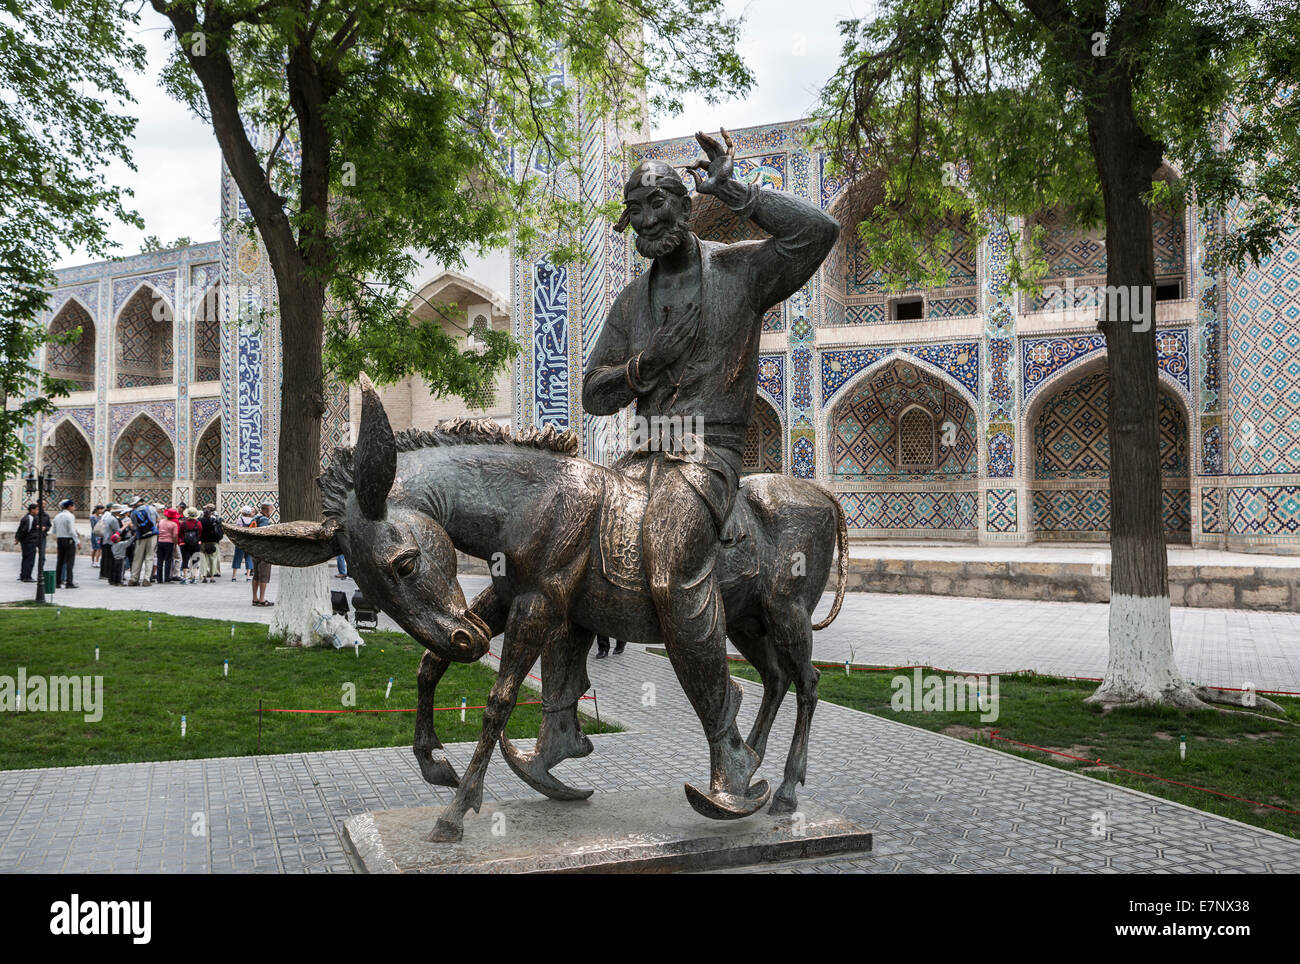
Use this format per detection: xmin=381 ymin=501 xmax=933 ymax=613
xmin=988 ymin=729 xmax=1300 ymax=816
xmin=259 ymin=695 xmax=593 ymax=715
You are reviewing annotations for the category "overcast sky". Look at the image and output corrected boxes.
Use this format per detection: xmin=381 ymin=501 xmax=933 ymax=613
xmin=59 ymin=0 xmax=874 ymax=269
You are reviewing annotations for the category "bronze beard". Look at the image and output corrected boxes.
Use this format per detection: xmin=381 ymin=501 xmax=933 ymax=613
xmin=634 ymin=219 xmax=692 ymax=260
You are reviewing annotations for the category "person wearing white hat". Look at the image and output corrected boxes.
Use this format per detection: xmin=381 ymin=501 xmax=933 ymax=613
xmin=97 ymin=505 xmax=123 ymax=580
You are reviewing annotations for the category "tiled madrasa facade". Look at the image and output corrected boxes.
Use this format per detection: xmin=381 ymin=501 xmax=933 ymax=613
xmin=11 ymin=149 xmax=511 ymax=522
xmin=512 ymin=117 xmax=1300 ymax=553
xmin=17 ymin=113 xmax=1300 ymax=553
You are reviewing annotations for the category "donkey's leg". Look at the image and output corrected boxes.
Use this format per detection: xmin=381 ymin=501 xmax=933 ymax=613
xmin=766 ymin=603 xmax=819 ymax=815
xmin=426 ymin=594 xmax=557 ymax=843
xmin=500 ymin=624 xmax=596 ymax=800
xmin=412 ymin=583 xmax=510 ymax=788
xmin=413 ymin=651 xmax=459 ymax=787
xmin=729 ymin=628 xmax=789 ymax=765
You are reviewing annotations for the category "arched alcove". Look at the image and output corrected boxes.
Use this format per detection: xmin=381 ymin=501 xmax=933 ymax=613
xmin=112 ymin=414 xmax=175 ymax=505
xmin=193 ymin=417 xmax=221 ymax=510
xmin=1030 ymin=367 xmax=1190 ymax=541
xmin=822 ymin=172 xmax=979 ymax=327
xmin=1026 ymin=166 xmax=1186 ymax=312
xmin=46 ymin=301 xmax=96 ymax=390
xmin=193 ymin=284 xmax=220 ymax=381
xmin=826 ymin=357 xmax=979 ymax=537
xmin=43 ymin=420 xmax=93 ymax=510
xmin=115 ymin=286 xmax=174 ymax=387
xmin=741 ymin=397 xmax=783 ymax=475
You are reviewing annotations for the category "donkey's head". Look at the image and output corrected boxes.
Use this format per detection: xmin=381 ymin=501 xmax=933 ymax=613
xmin=228 ymin=375 xmax=491 ymax=662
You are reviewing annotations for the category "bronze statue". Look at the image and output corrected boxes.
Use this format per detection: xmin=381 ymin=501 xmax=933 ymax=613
xmin=230 ymin=129 xmax=846 ymax=842
xmin=584 ymin=129 xmax=840 ymax=817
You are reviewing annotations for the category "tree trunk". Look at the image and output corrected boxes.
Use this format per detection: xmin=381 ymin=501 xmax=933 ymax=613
xmin=1084 ymin=87 xmax=1201 ymax=708
xmin=266 ymin=265 xmax=331 ymax=646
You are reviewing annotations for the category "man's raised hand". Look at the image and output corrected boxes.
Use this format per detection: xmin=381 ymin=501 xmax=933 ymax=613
xmin=685 ymin=129 xmax=735 ymax=196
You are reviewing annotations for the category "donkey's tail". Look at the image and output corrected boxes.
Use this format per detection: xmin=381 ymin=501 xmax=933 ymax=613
xmin=812 ymin=488 xmax=848 ymax=631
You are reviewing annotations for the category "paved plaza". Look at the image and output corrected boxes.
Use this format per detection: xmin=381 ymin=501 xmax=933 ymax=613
xmin=5 ymin=547 xmax=1298 ymax=693
xmin=1 ymin=546 xmax=1298 ymax=873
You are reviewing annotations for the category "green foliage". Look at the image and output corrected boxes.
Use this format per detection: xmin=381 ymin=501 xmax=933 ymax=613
xmin=153 ymin=0 xmax=751 ymax=398
xmin=815 ymin=0 xmax=1300 ymax=290
xmin=139 ymin=235 xmax=195 ymax=252
xmin=0 ymin=0 xmax=144 ymax=477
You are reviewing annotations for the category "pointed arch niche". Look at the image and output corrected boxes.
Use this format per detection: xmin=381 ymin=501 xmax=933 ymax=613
xmin=115 ymin=285 xmax=174 ymax=388
xmin=112 ymin=414 xmax=175 ymax=505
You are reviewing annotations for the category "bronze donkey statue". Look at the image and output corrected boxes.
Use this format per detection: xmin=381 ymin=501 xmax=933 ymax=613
xmin=230 ymin=376 xmax=846 ymax=841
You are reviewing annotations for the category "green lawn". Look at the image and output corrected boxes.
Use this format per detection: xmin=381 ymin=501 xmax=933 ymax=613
xmin=0 ymin=605 xmax=614 ymax=770
xmin=707 ymin=653 xmax=1300 ymax=839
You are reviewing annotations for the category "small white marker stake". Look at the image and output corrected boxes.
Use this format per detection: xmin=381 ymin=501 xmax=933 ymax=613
xmin=56 ymin=608 xmax=61 ymax=617
xmin=844 ymin=658 xmax=850 ymax=677
xmin=354 ymin=640 xmax=360 ymax=658
xmin=1179 ymin=734 xmax=1186 ymax=761
xmin=223 ymin=659 xmax=229 ymax=678
xmin=181 ymin=715 xmax=187 ymax=738
xmin=230 ymin=624 xmax=235 ymax=638
xmin=148 ymin=617 xmax=153 ymax=631
xmin=461 ymin=696 xmax=467 ymax=722
xmin=94 ymin=646 xmax=99 ymax=662
xmin=385 ymin=677 xmax=393 ymax=700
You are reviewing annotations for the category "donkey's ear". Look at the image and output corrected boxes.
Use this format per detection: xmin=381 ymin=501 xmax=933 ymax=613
xmin=226 ymin=519 xmax=343 ymax=567
xmin=354 ymin=372 xmax=396 ymax=520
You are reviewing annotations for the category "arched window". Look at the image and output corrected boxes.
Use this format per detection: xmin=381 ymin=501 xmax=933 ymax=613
xmin=897 ymin=406 xmax=936 ymax=470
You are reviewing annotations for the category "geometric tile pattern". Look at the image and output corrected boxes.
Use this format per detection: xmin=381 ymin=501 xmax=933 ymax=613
xmin=1032 ymin=487 xmax=1192 ymax=536
xmin=1020 ymin=329 xmax=1191 ymax=401
xmin=193 ymin=281 xmax=221 ymax=381
xmin=115 ymin=286 xmax=174 ymax=388
xmin=1225 ymin=235 xmax=1300 ymax=475
xmin=821 ymin=343 xmax=980 ymax=402
xmin=828 ymin=359 xmax=977 ymax=480
xmin=757 ymin=354 xmax=784 ymax=411
xmin=41 ymin=421 xmax=93 ymax=510
xmin=1201 ymin=487 xmax=1223 ymax=534
xmin=840 ymin=489 xmax=979 ymax=531
xmin=46 ymin=301 xmax=96 ymax=390
xmin=741 ymin=400 xmax=783 ymax=474
xmin=110 ymin=402 xmax=176 ymax=445
xmin=1027 ymin=205 xmax=1184 ymax=311
xmin=1033 ymin=370 xmax=1188 ymax=480
xmin=1227 ymin=485 xmax=1300 ymax=535
xmin=985 ymin=488 xmax=1017 ymax=532
xmin=112 ymin=415 xmax=176 ymax=483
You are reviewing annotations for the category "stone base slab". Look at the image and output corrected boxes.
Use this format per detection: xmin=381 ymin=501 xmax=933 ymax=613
xmin=343 ymin=789 xmax=872 ymax=873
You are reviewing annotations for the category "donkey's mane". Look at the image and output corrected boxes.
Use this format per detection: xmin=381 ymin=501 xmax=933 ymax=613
xmin=320 ymin=417 xmax=578 ymax=520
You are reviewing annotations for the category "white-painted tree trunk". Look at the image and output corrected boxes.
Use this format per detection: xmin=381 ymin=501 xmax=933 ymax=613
xmin=1086 ymin=593 xmax=1202 ymax=707
xmin=268 ymin=562 xmax=332 ymax=647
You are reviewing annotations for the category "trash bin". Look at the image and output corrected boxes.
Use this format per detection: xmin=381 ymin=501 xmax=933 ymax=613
xmin=42 ymin=570 xmax=56 ymax=596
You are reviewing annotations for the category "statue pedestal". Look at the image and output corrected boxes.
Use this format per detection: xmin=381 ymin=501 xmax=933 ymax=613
xmin=343 ymin=789 xmax=871 ymax=873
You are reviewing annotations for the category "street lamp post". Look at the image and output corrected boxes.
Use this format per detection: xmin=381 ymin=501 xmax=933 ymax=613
xmin=24 ymin=465 xmax=56 ymax=603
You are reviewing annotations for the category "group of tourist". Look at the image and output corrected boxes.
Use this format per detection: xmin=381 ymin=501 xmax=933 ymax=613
xmin=13 ymin=498 xmax=279 ymax=607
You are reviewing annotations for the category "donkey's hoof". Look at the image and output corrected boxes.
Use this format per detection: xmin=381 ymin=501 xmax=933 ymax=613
xmin=424 ymin=818 xmax=464 ymax=843
xmin=683 ymin=779 xmax=771 ymax=820
xmin=414 ymin=747 xmax=460 ymax=788
xmin=500 ymin=736 xmax=594 ymax=801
